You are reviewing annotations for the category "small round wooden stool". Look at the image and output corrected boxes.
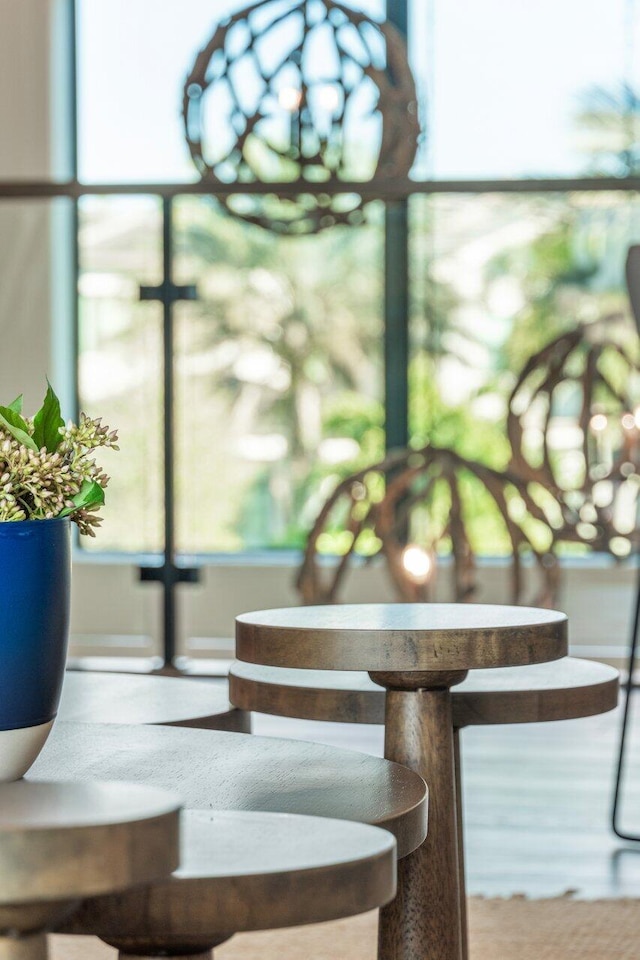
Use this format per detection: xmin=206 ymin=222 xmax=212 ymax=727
xmin=58 ymin=672 xmax=250 ymax=732
xmin=235 ymin=603 xmax=570 ymax=960
xmin=60 ymin=809 xmax=397 ymax=959
xmin=0 ymin=781 xmax=181 ymax=960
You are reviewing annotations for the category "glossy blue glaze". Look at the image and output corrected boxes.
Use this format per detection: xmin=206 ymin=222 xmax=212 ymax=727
xmin=0 ymin=517 xmax=71 ymax=731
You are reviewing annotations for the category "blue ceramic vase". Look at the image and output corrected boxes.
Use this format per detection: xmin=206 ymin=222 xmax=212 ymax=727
xmin=0 ymin=516 xmax=71 ymax=780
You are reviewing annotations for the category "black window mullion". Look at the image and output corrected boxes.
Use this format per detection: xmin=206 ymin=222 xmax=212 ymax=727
xmin=384 ymin=0 xmax=411 ymax=452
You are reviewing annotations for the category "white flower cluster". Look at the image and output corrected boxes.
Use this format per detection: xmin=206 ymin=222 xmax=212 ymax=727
xmin=0 ymin=414 xmax=119 ymax=535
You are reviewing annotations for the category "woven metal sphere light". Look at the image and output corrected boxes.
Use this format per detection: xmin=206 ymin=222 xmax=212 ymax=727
xmin=183 ymin=0 xmax=420 ymax=234
xmin=297 ymin=444 xmax=560 ymax=608
xmin=507 ymin=315 xmax=640 ymax=559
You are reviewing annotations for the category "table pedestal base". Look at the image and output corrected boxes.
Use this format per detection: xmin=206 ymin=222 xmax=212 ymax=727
xmin=371 ymin=671 xmax=467 ymax=960
xmin=104 ymin=936 xmax=230 ymax=960
xmin=0 ymin=933 xmax=47 ymax=960
xmin=113 ymin=951 xmax=216 ymax=960
xmin=453 ymin=730 xmax=468 ymax=960
xmin=0 ymin=902 xmax=79 ymax=960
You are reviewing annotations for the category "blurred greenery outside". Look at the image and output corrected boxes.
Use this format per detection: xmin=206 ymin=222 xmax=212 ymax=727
xmin=77 ymin=187 xmax=640 ymax=561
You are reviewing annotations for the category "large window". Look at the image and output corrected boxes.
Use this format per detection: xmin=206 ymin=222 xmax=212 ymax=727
xmin=77 ymin=189 xmax=640 ymax=556
xmin=2 ymin=0 xmax=640 ymax=661
xmin=75 ymin=0 xmax=640 ymax=558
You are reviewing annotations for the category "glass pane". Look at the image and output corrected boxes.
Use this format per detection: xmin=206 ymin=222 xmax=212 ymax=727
xmin=0 ymin=197 xmax=163 ymax=662
xmin=77 ymin=0 xmax=640 ymax=183
xmin=77 ymin=196 xmax=164 ymax=553
xmin=410 ymin=192 xmax=640 ymax=556
xmin=427 ymin=0 xmax=640 ymax=179
xmin=77 ymin=0 xmax=387 ymax=183
xmin=173 ymin=196 xmax=384 ymax=553
xmin=0 ymin=198 xmax=73 ymax=409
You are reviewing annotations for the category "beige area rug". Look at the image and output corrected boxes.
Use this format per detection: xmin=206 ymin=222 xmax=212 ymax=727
xmin=50 ymin=897 xmax=640 ymax=960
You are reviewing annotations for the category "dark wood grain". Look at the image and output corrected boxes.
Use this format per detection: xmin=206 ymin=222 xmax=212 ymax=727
xmin=59 ymin=672 xmax=249 ymax=732
xmin=236 ymin=603 xmax=568 ymax=671
xmin=60 ymin=809 xmax=396 ymax=956
xmin=453 ymin=659 xmax=619 ymax=726
xmin=376 ymin=676 xmax=465 ymax=960
xmin=229 ymin=662 xmax=384 ymax=723
xmin=29 ymin=722 xmax=427 ymax=860
xmin=454 ymin=730 xmax=468 ymax=960
xmin=228 ymin=658 xmax=618 ymax=727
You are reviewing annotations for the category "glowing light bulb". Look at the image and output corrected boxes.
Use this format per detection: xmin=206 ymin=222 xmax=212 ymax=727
xmin=622 ymin=412 xmax=636 ymax=431
xmin=401 ymin=545 xmax=433 ymax=584
xmin=278 ymin=86 xmax=302 ymax=112
xmin=317 ymin=84 xmax=340 ymax=111
xmin=589 ymin=413 xmax=608 ymax=433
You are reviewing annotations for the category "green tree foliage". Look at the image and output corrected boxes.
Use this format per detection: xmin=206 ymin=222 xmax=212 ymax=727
xmin=491 ymin=211 xmax=598 ymax=378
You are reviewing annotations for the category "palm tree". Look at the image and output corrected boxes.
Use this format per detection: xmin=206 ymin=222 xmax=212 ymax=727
xmin=575 ymin=82 xmax=640 ymax=176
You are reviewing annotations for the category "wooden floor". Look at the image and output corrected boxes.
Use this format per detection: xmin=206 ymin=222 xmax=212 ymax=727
xmin=249 ymin=693 xmax=640 ymax=899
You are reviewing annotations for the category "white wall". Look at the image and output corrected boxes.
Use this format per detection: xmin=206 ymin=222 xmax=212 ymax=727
xmin=0 ymin=0 xmax=74 ymax=411
xmin=68 ymin=555 xmax=637 ymax=666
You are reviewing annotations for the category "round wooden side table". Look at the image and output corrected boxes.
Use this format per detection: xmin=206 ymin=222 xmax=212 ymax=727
xmin=229 ymin=655 xmax=618 ymax=959
xmin=60 ymin=809 xmax=397 ymax=960
xmin=0 ymin=781 xmax=181 ymax=960
xmin=58 ymin=672 xmax=250 ymax=732
xmin=235 ymin=603 xmax=568 ymax=960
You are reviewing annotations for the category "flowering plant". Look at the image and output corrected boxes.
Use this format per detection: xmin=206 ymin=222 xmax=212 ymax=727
xmin=0 ymin=384 xmax=118 ymax=536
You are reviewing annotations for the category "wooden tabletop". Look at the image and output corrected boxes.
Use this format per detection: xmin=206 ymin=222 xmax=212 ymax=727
xmin=228 ymin=658 xmax=619 ymax=727
xmin=30 ymin=722 xmax=427 ymax=859
xmin=236 ymin=603 xmax=568 ymax=672
xmin=58 ymin=671 xmax=248 ymax=731
xmin=62 ymin=810 xmax=397 ymax=940
xmin=0 ymin=781 xmax=181 ymax=905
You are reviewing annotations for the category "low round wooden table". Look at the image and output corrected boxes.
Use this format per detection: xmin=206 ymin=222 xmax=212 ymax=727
xmin=0 ymin=781 xmax=181 ymax=960
xmin=58 ymin=672 xmax=249 ymax=732
xmin=29 ymin=721 xmax=428 ymax=861
xmin=60 ymin=809 xmax=397 ymax=960
xmin=235 ymin=603 xmax=568 ymax=960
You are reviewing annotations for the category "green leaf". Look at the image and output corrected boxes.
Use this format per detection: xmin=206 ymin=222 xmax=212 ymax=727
xmin=7 ymin=395 xmax=23 ymax=414
xmin=0 ymin=407 xmax=38 ymax=452
xmin=32 ymin=382 xmax=64 ymax=452
xmin=59 ymin=480 xmax=105 ymax=517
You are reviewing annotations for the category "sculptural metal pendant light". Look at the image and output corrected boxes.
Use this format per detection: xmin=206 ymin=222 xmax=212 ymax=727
xmin=182 ymin=0 xmax=420 ymax=234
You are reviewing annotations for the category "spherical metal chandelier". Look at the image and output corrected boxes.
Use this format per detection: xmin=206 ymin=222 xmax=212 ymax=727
xmin=297 ymin=444 xmax=560 ymax=608
xmin=507 ymin=315 xmax=640 ymax=559
xmin=183 ymin=0 xmax=420 ymax=234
